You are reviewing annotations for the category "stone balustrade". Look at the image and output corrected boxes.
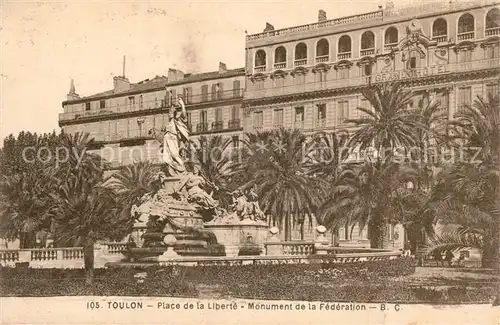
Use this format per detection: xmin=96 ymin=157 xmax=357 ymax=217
xmin=0 ymin=248 xmax=85 ymax=268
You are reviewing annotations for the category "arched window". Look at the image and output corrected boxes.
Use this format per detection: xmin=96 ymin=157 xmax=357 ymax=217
xmin=275 ymin=46 xmax=287 ymax=64
xmin=338 ymin=35 xmax=351 ymax=59
xmin=458 ymin=13 xmax=475 ymax=40
xmin=432 ymin=18 xmax=447 ymax=38
xmin=295 ymin=43 xmax=308 ymax=60
xmin=255 ymin=50 xmax=267 ymax=68
xmin=316 ymin=39 xmax=329 ymax=58
xmin=486 ymin=8 xmax=500 ymax=35
xmin=384 ymin=27 xmax=398 ymax=45
xmin=361 ymin=31 xmax=375 ymax=49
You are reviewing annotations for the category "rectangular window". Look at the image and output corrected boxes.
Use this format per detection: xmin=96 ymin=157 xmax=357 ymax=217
xmin=458 ymin=50 xmax=472 ymax=63
xmin=316 ymin=71 xmax=327 ymax=83
xmin=295 ymin=106 xmax=304 ymax=122
xmin=231 ymin=106 xmax=240 ymax=120
xmin=183 ymin=88 xmax=191 ymax=104
xmin=201 ymin=85 xmax=209 ymax=102
xmin=316 ymin=104 xmax=326 ymax=120
xmin=232 ymin=135 xmax=239 ymax=149
xmin=294 ymin=74 xmax=305 ymax=85
xmin=186 ymin=112 xmax=192 ymax=130
xmin=486 ymin=84 xmax=500 ymax=98
xmin=211 ymin=84 xmax=217 ymax=101
xmin=458 ymin=87 xmax=472 ymax=112
xmin=274 ymin=109 xmax=284 ymax=127
xmin=435 ymin=91 xmax=449 ymax=112
xmin=217 ymin=83 xmax=223 ymax=100
xmin=274 ymin=77 xmax=285 ymax=88
xmin=362 ymin=64 xmax=372 ymax=76
xmin=338 ymin=68 xmax=349 ymax=80
xmin=233 ymin=80 xmax=241 ymax=97
xmin=409 ymin=57 xmax=417 ymax=69
xmin=100 ymin=100 xmax=106 ymax=109
xmin=359 ymin=99 xmax=371 ymax=118
xmin=254 ymin=80 xmax=264 ymax=90
xmin=215 ymin=107 xmax=223 ymax=122
xmin=338 ymin=100 xmax=349 ymax=124
xmin=485 ymin=45 xmax=499 ymax=59
xmin=253 ymin=111 xmax=263 ymax=129
xmin=85 ymin=102 xmax=91 ymax=111
xmin=200 ymin=110 xmax=208 ymax=124
xmin=169 ymin=90 xmax=176 ymax=106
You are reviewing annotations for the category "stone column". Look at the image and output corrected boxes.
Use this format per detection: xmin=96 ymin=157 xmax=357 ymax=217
xmin=314 ymin=226 xmax=330 ymax=255
xmin=265 ymin=227 xmax=283 ymax=256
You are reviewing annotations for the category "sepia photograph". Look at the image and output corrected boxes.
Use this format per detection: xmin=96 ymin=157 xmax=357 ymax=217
xmin=0 ymin=0 xmax=499 ymax=324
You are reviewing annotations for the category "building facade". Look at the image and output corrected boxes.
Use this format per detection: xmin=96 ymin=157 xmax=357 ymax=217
xmin=244 ymin=0 xmax=500 ymax=136
xmin=59 ymin=62 xmax=245 ymax=167
xmin=243 ymin=0 xmax=499 ymax=243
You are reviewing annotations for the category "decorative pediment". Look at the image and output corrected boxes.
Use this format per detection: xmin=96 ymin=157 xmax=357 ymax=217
xmin=333 ymin=60 xmax=353 ymax=70
xmin=356 ymin=56 xmax=376 ymax=67
xmin=398 ymin=30 xmax=435 ymax=53
xmin=290 ymin=66 xmax=309 ymax=76
xmin=312 ymin=63 xmax=331 ymax=73
xmin=453 ymin=41 xmax=477 ymax=53
xmin=270 ymin=69 xmax=288 ymax=79
xmin=250 ymin=73 xmax=268 ymax=82
xmin=480 ymin=36 xmax=500 ymax=48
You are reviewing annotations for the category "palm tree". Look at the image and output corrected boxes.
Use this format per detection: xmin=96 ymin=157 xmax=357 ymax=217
xmin=318 ymin=159 xmax=419 ymax=249
xmin=242 ymin=128 xmax=327 ymax=240
xmin=430 ymin=93 xmax=500 ymax=269
xmin=185 ymin=135 xmax=241 ymax=209
xmin=348 ymin=82 xmax=420 ymax=157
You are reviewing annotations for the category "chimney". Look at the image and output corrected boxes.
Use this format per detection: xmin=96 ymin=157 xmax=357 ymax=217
xmin=168 ymin=68 xmax=185 ymax=83
xmin=113 ymin=75 xmax=130 ymax=92
xmin=318 ymin=9 xmax=327 ymax=22
xmin=219 ymin=62 xmax=228 ymax=74
xmin=264 ymin=22 xmax=275 ymax=32
xmin=66 ymin=79 xmax=80 ymax=101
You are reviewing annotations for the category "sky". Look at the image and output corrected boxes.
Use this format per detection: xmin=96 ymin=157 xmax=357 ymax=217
xmin=0 ymin=0 xmax=435 ymax=143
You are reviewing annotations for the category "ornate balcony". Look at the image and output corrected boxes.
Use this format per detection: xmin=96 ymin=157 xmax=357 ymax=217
xmin=254 ymin=65 xmax=266 ymax=73
xmin=337 ymin=52 xmax=351 ymax=60
xmin=294 ymin=59 xmax=307 ymax=67
xmin=228 ymin=119 xmax=241 ymax=129
xmin=315 ymin=55 xmax=329 ymax=63
xmin=360 ymin=48 xmax=375 ymax=56
xmin=457 ymin=32 xmax=474 ymax=41
xmin=432 ymin=35 xmax=447 ymax=43
xmin=274 ymin=62 xmax=286 ymax=69
xmin=211 ymin=121 xmax=224 ymax=131
xmin=196 ymin=123 xmax=209 ymax=133
xmin=486 ymin=27 xmax=500 ymax=36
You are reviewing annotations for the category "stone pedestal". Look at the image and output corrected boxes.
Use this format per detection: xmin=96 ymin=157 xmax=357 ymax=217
xmin=265 ymin=227 xmax=282 ymax=256
xmin=314 ymin=225 xmax=330 ymax=255
xmin=204 ymin=221 xmax=269 ymax=257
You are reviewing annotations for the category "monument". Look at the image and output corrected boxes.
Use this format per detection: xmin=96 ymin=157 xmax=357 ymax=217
xmin=122 ymin=89 xmax=268 ymax=262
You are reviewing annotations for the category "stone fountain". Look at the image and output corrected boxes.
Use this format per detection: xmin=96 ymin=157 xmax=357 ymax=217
xmin=119 ymin=92 xmax=268 ymax=263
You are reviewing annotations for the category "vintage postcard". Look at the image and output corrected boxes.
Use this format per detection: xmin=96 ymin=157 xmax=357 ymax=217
xmin=0 ymin=0 xmax=499 ymax=324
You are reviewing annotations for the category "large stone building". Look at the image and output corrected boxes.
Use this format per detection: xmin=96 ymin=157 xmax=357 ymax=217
xmin=58 ymin=0 xmax=499 ymax=245
xmin=59 ymin=62 xmax=244 ymax=167
xmin=243 ymin=0 xmax=499 ymax=244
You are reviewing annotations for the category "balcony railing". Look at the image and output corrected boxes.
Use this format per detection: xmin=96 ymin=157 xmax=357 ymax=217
xmin=360 ymin=48 xmax=375 ymax=56
xmin=486 ymin=27 xmax=500 ymax=36
xmin=338 ymin=52 xmax=351 ymax=60
xmin=196 ymin=123 xmax=209 ymax=133
xmin=245 ymin=58 xmax=499 ymax=100
xmin=337 ymin=117 xmax=348 ymax=125
xmin=384 ymin=43 xmax=398 ymax=52
xmin=211 ymin=121 xmax=224 ymax=131
xmin=274 ymin=62 xmax=286 ymax=69
xmin=294 ymin=120 xmax=304 ymax=129
xmin=254 ymin=65 xmax=266 ymax=73
xmin=315 ymin=119 xmax=326 ymax=129
xmin=294 ymin=58 xmax=307 ymax=66
xmin=432 ymin=35 xmax=447 ymax=43
xmin=315 ymin=55 xmax=329 ymax=63
xmin=60 ymin=88 xmax=245 ymax=122
xmin=457 ymin=31 xmax=474 ymax=41
xmin=228 ymin=119 xmax=241 ymax=129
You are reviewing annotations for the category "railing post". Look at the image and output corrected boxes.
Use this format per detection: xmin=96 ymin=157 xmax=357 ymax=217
xmin=18 ymin=250 xmax=31 ymax=264
xmin=264 ymin=227 xmax=282 ymax=256
xmin=314 ymin=226 xmax=329 ymax=255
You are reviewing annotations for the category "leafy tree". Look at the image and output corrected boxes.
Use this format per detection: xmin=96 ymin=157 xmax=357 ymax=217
xmin=242 ymin=128 xmax=327 ymax=240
